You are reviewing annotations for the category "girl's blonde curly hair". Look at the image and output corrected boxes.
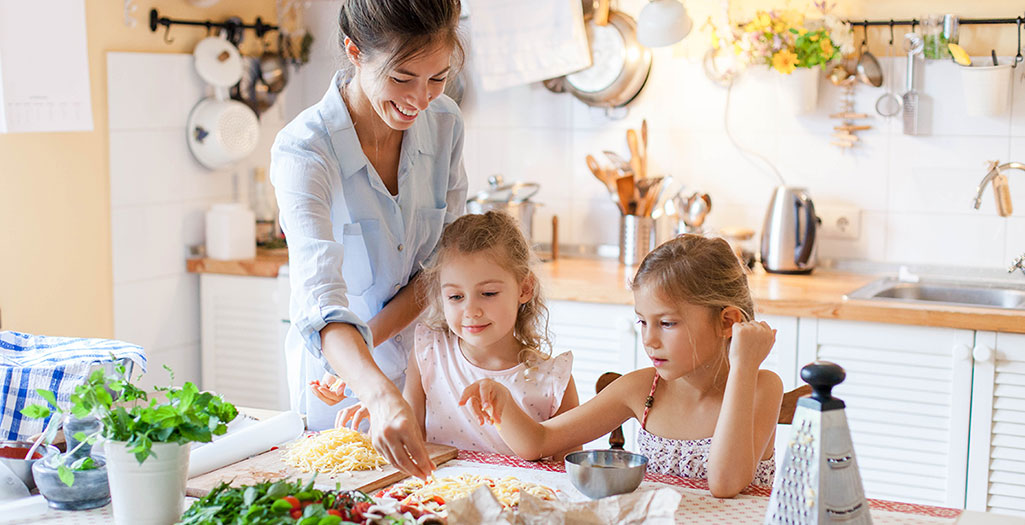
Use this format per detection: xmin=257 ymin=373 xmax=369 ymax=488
xmin=419 ymin=211 xmax=551 ymax=365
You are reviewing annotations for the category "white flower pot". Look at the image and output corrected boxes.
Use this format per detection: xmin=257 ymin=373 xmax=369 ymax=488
xmin=960 ymin=63 xmax=1012 ymax=117
xmin=105 ymin=441 xmax=190 ymax=525
xmin=775 ymin=67 xmax=820 ymax=115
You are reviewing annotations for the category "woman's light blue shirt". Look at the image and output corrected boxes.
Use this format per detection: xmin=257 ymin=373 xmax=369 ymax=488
xmin=271 ymin=71 xmax=467 ymax=430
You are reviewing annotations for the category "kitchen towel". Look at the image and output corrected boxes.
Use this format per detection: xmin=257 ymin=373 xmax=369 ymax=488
xmin=0 ymin=331 xmax=147 ymax=441
xmin=187 ymin=410 xmax=304 ymax=478
xmin=466 ymin=0 xmax=591 ymax=91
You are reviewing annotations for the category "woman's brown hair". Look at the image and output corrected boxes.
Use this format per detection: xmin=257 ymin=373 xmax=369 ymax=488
xmin=338 ymin=0 xmax=466 ymax=79
xmin=420 ymin=211 xmax=551 ymax=365
xmin=631 ymin=234 xmax=755 ymax=324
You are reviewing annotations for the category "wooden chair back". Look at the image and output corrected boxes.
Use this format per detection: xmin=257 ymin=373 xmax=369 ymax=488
xmin=594 ymin=372 xmax=812 ymax=449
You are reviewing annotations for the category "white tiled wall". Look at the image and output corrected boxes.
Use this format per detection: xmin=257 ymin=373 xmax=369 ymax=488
xmin=107 ymin=52 xmax=288 ymax=389
xmin=292 ymin=1 xmax=1024 ymax=271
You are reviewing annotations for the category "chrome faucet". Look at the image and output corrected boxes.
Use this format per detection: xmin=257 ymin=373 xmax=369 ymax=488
xmin=1011 ymin=254 xmax=1025 ymax=277
xmin=973 ymin=161 xmax=1025 ymax=210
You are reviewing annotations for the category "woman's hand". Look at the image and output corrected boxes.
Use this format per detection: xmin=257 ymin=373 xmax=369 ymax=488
xmin=364 ymin=390 xmax=435 ymax=479
xmin=459 ymin=379 xmax=512 ymax=426
xmin=335 ymin=401 xmax=371 ymax=430
xmin=728 ymin=321 xmax=776 ymax=370
xmin=310 ymin=373 xmax=347 ymax=406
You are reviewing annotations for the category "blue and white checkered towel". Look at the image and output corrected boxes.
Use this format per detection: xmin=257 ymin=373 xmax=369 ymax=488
xmin=0 ymin=331 xmax=147 ymax=441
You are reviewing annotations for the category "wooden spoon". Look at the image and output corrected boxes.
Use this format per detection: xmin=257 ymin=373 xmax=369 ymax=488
xmin=640 ymin=119 xmax=648 ymax=178
xmin=627 ymin=129 xmax=643 ymax=179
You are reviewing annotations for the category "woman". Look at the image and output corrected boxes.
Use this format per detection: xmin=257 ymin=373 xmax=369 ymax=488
xmin=270 ymin=0 xmax=466 ymax=479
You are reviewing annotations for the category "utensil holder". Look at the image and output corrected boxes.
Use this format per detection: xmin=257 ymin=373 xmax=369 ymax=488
xmin=960 ymin=63 xmax=1013 ymax=117
xmin=619 ymin=215 xmax=655 ymax=266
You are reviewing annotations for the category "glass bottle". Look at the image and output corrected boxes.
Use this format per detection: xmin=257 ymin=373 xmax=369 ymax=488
xmin=921 ymin=14 xmax=958 ymax=59
xmin=250 ymin=167 xmax=279 ymax=246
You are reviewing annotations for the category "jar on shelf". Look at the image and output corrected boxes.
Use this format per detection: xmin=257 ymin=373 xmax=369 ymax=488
xmin=921 ymin=14 xmax=958 ymax=59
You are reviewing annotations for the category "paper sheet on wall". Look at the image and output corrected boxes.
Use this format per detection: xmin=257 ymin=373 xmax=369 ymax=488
xmin=467 ymin=0 xmax=590 ymax=92
xmin=0 ymin=0 xmax=94 ymax=133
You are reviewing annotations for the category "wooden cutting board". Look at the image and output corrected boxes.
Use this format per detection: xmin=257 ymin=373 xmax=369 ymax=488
xmin=185 ymin=443 xmax=458 ymax=498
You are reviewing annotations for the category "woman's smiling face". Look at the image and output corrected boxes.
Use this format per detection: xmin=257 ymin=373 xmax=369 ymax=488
xmin=353 ymin=42 xmax=452 ymax=130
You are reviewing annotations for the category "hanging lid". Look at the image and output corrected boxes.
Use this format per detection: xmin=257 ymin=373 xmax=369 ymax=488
xmin=468 ymin=175 xmax=540 ymax=203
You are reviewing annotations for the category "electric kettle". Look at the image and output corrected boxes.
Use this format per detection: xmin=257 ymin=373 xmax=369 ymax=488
xmin=760 ymin=186 xmax=819 ymax=274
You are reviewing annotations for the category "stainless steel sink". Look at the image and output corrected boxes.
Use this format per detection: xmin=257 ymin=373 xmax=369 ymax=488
xmin=845 ymin=278 xmax=1025 ymax=310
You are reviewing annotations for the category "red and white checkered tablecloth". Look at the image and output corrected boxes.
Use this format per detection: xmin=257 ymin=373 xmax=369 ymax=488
xmin=455 ymin=451 xmax=963 ymax=524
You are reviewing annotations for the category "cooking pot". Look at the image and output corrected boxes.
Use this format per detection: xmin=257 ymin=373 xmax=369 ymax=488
xmin=543 ymin=4 xmax=652 ymax=109
xmin=189 ymin=34 xmax=260 ymax=169
xmin=466 ymin=175 xmax=541 ymax=243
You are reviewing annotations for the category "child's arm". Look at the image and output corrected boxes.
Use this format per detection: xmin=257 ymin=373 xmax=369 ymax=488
xmin=460 ymin=369 xmax=646 ymax=460
xmin=708 ymin=321 xmax=784 ymax=498
xmin=548 ymin=376 xmax=581 ymax=461
xmin=402 ymin=348 xmax=428 ymax=439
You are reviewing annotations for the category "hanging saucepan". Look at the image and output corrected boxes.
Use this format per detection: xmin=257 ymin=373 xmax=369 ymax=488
xmin=544 ymin=4 xmax=652 ymax=108
xmin=466 ymin=175 xmax=541 ymax=242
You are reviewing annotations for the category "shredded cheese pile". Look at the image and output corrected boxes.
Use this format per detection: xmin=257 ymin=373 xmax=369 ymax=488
xmin=281 ymin=428 xmax=388 ymax=474
xmin=389 ymin=473 xmax=556 ymax=511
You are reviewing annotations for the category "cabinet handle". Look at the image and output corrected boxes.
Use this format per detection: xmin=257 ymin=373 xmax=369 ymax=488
xmin=972 ymin=345 xmax=994 ymax=363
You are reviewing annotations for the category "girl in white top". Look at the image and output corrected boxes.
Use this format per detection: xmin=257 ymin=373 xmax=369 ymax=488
xmin=461 ymin=235 xmax=783 ymax=498
xmin=327 ymin=211 xmax=579 ymax=459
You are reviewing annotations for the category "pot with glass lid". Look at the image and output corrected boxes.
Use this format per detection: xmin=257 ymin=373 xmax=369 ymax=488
xmin=466 ymin=175 xmax=541 ymax=243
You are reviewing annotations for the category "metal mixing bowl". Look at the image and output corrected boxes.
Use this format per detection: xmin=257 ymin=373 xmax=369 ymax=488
xmin=565 ymin=449 xmax=648 ymax=499
xmin=0 ymin=440 xmax=58 ymax=491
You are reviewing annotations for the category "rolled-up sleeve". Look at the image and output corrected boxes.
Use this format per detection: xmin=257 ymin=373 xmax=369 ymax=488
xmin=445 ymin=115 xmax=468 ymax=224
xmin=271 ymin=135 xmax=373 ymax=375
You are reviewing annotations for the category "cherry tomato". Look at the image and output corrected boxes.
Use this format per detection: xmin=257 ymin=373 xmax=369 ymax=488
xmin=283 ymin=496 xmax=301 ymax=509
xmin=327 ymin=509 xmax=343 ymax=517
xmin=289 ymin=508 xmax=302 ymax=519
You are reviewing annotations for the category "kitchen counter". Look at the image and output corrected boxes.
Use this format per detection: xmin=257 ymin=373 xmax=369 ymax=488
xmin=186 ymin=255 xmax=1025 ymax=334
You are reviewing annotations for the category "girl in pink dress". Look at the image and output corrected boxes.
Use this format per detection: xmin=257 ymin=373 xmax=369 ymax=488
xmin=461 ymin=234 xmax=782 ymax=497
xmin=317 ymin=211 xmax=579 ymax=459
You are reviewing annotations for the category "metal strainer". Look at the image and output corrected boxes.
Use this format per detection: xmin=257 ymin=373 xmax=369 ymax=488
xmin=875 ymin=24 xmax=902 ymax=118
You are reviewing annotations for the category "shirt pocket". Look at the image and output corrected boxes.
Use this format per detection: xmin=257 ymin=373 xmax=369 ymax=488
xmin=411 ymin=206 xmax=448 ymax=268
xmin=341 ymin=220 xmax=377 ymax=296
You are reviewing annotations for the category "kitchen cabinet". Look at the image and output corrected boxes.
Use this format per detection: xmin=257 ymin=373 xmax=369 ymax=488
xmin=796 ymin=318 xmax=975 ymax=509
xmin=967 ymin=331 xmax=1025 ymax=517
xmin=199 ymin=274 xmax=290 ymax=411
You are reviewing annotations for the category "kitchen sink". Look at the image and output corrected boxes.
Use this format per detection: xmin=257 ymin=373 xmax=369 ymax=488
xmin=845 ymin=278 xmax=1025 ymax=310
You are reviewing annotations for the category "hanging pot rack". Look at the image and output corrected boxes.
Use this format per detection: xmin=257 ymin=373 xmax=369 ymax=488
xmin=846 ymin=13 xmax=1024 ymax=65
xmin=149 ymin=8 xmax=278 ymax=45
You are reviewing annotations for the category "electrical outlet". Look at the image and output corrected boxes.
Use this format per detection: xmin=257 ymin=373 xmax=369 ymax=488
xmin=817 ymin=206 xmax=860 ymax=240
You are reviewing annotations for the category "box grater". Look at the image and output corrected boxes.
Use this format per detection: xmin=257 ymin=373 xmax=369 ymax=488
xmin=764 ymin=361 xmax=872 ymax=524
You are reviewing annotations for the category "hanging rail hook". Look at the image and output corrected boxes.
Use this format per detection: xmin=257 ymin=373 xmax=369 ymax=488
xmin=163 ymin=24 xmax=175 ymax=45
xmin=1016 ymin=16 xmax=1023 ymax=66
xmin=889 ymin=20 xmax=895 ymax=46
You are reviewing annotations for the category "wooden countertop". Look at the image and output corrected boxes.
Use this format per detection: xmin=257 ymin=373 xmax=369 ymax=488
xmin=187 ymin=254 xmax=1025 ymax=334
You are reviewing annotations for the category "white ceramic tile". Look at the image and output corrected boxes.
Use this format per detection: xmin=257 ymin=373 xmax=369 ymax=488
xmin=1006 ymin=217 xmax=1025 ymax=266
xmin=107 ymin=52 xmax=204 ymax=131
xmin=1010 ymin=65 xmax=1025 ymax=136
xmin=465 ymin=81 xmax=572 ymax=130
xmin=109 ymin=130 xmax=186 ymax=207
xmin=113 ymin=274 xmax=201 ymax=352
xmin=888 ymin=136 xmax=1010 ymax=214
xmin=1002 ymin=138 xmax=1025 ymax=212
xmin=775 ymin=130 xmax=890 ymax=212
xmin=111 ymin=203 xmax=187 ymax=284
xmin=818 ymin=210 xmax=888 ymax=262
xmin=898 ymin=58 xmax=1013 ymax=137
xmin=136 ymin=343 xmax=202 ymax=391
xmin=472 ymin=128 xmax=573 ymax=204
xmin=884 ymin=212 xmax=1006 ymax=268
xmin=567 ymin=197 xmax=621 ymax=247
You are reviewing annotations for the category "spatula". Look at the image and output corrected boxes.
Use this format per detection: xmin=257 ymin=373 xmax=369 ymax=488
xmin=615 ymin=175 xmax=637 ymax=216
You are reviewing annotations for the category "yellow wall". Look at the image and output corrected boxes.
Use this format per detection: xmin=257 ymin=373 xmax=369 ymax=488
xmin=1 ymin=0 xmax=1021 ymax=338
xmin=0 ymin=1 xmax=277 ymax=338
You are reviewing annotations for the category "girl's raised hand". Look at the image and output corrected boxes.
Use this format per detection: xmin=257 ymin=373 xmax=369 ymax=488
xmin=459 ymin=379 xmax=510 ymax=426
xmin=310 ymin=373 xmax=348 ymax=406
xmin=729 ymin=321 xmax=777 ymax=369
xmin=336 ymin=401 xmax=371 ymax=430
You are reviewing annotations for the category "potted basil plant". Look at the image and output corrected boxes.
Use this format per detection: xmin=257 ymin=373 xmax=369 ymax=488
xmin=24 ymin=362 xmax=237 ymax=525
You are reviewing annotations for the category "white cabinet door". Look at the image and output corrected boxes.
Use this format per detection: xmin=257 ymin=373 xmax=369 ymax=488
xmin=760 ymin=314 xmax=799 ymax=389
xmin=967 ymin=331 xmax=1025 ymax=517
xmin=200 ymin=274 xmax=290 ymax=410
xmin=548 ymin=300 xmax=637 ymax=451
xmin=796 ymin=318 xmax=974 ymax=508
